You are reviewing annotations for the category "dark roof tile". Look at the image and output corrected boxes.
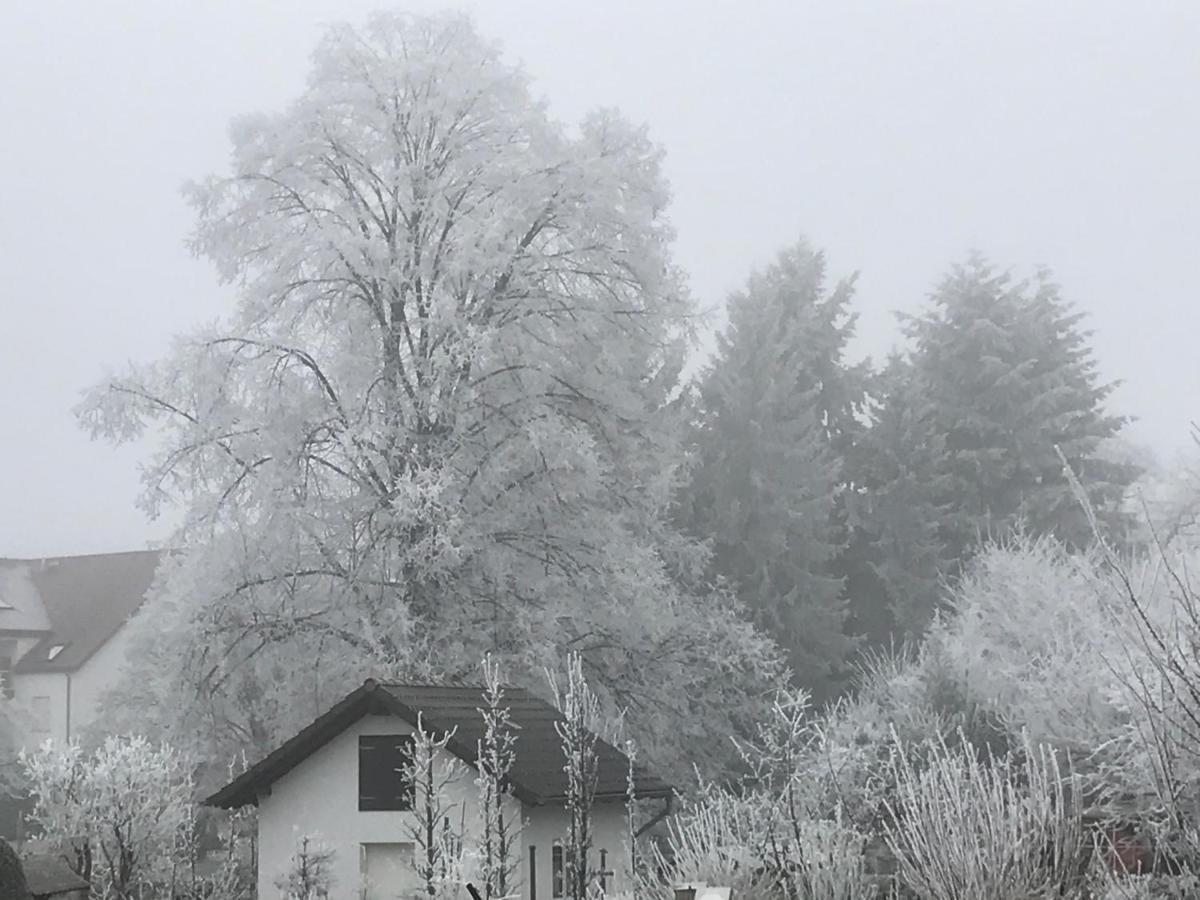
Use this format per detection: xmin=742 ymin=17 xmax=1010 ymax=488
xmin=0 ymin=550 xmax=162 ymax=673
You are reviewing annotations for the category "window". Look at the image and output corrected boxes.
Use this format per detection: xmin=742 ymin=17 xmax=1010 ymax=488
xmin=360 ymin=842 xmax=417 ymax=900
xmin=31 ymin=696 xmax=50 ymax=734
xmin=358 ymin=734 xmax=414 ymax=811
xmin=529 ymin=846 xmax=537 ymax=900
xmin=47 ymin=644 xmax=65 ymax=661
xmin=552 ymin=842 xmax=563 ymax=899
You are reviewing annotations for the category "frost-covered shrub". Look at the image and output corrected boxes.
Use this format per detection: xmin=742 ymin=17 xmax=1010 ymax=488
xmin=20 ymin=735 xmax=192 ymax=899
xmin=652 ymin=687 xmax=877 ymax=900
xmin=654 ymin=788 xmax=776 ymax=900
xmin=274 ymin=832 xmax=335 ymax=899
xmin=882 ymin=729 xmax=1090 ymax=900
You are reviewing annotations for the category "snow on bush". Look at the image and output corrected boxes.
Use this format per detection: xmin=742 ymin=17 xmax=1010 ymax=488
xmin=20 ymin=735 xmax=193 ymax=899
xmin=882 ymin=727 xmax=1090 ymax=899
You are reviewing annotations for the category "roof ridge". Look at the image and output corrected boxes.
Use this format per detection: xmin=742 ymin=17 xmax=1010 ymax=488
xmin=1 ymin=547 xmax=166 ymax=564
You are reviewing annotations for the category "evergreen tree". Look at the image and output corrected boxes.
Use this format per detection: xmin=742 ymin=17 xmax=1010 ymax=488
xmin=842 ymin=356 xmax=957 ymax=642
xmin=685 ymin=240 xmax=867 ymax=692
xmin=903 ymin=257 xmax=1136 ymax=556
xmin=847 ymin=256 xmax=1138 ymax=640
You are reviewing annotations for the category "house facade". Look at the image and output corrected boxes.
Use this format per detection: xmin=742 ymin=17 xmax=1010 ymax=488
xmin=204 ymin=680 xmax=674 ymax=900
xmin=0 ymin=550 xmax=163 ymax=838
xmin=0 ymin=550 xmax=161 ymax=746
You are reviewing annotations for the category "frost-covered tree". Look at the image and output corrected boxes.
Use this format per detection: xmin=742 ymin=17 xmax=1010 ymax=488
xmin=842 ymin=355 xmax=957 ymax=641
xmin=1122 ymin=427 xmax=1200 ymax=547
xmin=849 ymin=257 xmax=1138 ymax=639
xmin=77 ymin=11 xmax=782 ymax=783
xmin=475 ymin=654 xmax=520 ymax=900
xmin=275 ymin=832 xmax=336 ymax=900
xmin=404 ymin=714 xmax=468 ymax=900
xmin=684 ymin=240 xmax=866 ymax=692
xmin=20 ymin=736 xmax=192 ymax=900
xmin=550 ymin=655 xmax=601 ymax=900
xmin=900 ymin=256 xmax=1135 ymax=560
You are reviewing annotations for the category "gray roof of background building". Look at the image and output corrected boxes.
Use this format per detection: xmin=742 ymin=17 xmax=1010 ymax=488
xmin=0 ymin=550 xmax=162 ymax=672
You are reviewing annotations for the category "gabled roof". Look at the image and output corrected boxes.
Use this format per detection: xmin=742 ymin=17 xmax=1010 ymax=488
xmin=0 ymin=550 xmax=163 ymax=672
xmin=203 ymin=680 xmax=674 ymax=810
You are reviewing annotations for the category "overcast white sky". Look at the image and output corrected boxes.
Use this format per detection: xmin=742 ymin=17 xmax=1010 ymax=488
xmin=1 ymin=1 xmax=1197 ymax=557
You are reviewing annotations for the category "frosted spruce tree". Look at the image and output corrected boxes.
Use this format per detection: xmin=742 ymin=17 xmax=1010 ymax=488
xmin=848 ymin=256 xmax=1139 ymax=639
xmin=77 ymin=11 xmax=783 ymax=785
xmin=841 ymin=355 xmax=958 ymax=641
xmin=683 ymin=240 xmax=867 ymax=694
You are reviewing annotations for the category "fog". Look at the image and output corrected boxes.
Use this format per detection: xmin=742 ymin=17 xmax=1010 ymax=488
xmin=2 ymin=0 xmax=1197 ymax=557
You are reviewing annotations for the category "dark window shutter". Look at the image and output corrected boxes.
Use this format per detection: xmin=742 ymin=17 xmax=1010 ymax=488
xmin=358 ymin=734 xmax=414 ymax=811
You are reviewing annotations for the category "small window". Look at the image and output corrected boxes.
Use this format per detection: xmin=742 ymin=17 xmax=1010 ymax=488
xmin=529 ymin=846 xmax=537 ymax=900
xmin=358 ymin=735 xmax=414 ymax=811
xmin=552 ymin=842 xmax=563 ymax=899
xmin=47 ymin=644 xmax=65 ymax=661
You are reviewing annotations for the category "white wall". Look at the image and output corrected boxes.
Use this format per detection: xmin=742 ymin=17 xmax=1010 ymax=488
xmin=10 ymin=671 xmax=68 ymax=747
xmin=69 ymin=618 xmax=137 ymax=737
xmin=6 ymin=620 xmax=136 ymax=751
xmin=521 ymin=802 xmax=630 ymax=900
xmin=256 ymin=713 xmax=637 ymax=900
xmin=257 ymin=714 xmax=516 ymax=900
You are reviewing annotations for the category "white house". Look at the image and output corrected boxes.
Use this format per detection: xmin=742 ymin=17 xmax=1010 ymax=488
xmin=0 ymin=550 xmax=162 ymax=746
xmin=0 ymin=549 xmax=163 ymax=838
xmin=203 ymin=680 xmax=675 ymax=900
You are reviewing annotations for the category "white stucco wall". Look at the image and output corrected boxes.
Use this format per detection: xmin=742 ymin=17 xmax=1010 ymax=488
xmin=6 ymin=620 xmax=137 ymax=751
xmin=69 ymin=618 xmax=138 ymax=736
xmin=255 ymin=713 xmax=636 ymax=900
xmin=521 ymin=801 xmax=630 ymax=900
xmin=10 ymin=671 xmax=68 ymax=747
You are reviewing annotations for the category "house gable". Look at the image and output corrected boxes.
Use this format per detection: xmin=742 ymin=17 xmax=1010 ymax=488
xmin=204 ymin=680 xmax=673 ymax=810
xmin=0 ymin=549 xmax=162 ymax=674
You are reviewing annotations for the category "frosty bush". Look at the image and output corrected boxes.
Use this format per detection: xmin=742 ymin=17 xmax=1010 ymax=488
xmin=651 ymin=686 xmax=877 ymax=900
xmin=653 ymin=787 xmax=778 ymax=900
xmin=274 ymin=832 xmax=335 ymax=899
xmin=20 ymin=735 xmax=193 ymax=900
xmin=882 ymin=729 xmax=1090 ymax=900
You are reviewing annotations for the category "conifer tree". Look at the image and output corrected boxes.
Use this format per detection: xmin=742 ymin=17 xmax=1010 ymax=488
xmin=685 ymin=240 xmax=867 ymax=691
xmin=847 ymin=256 xmax=1139 ymax=639
xmin=901 ymin=256 xmax=1136 ymax=558
xmin=842 ymin=356 xmax=957 ymax=641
